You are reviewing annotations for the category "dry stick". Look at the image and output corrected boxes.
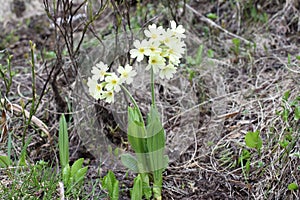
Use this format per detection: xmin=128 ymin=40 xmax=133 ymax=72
xmin=0 ymin=99 xmax=51 ymax=141
xmin=185 ymin=4 xmax=253 ymax=45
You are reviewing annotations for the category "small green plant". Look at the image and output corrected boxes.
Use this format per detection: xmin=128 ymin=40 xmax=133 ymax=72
xmin=288 ymin=182 xmax=298 ymax=191
xmin=187 ymin=44 xmax=203 ymax=66
xmin=243 ymin=1 xmax=268 ymax=23
xmin=207 ymin=49 xmax=214 ymax=58
xmin=245 ymin=130 xmax=263 ymax=155
xmin=232 ymin=38 xmax=241 ymax=56
xmin=87 ymin=20 xmax=186 ymax=199
xmin=206 ymin=13 xmax=218 ymax=20
xmin=101 ymin=170 xmax=119 ymax=200
xmin=131 ymin=174 xmax=143 ymax=200
xmin=62 ymin=158 xmax=88 ymax=194
xmin=238 ymin=149 xmax=251 ymax=176
xmin=59 ymin=114 xmax=69 ymax=168
xmin=58 ymin=113 xmax=88 ymax=194
xmin=0 ymin=161 xmax=59 ymax=199
xmin=0 ymin=154 xmax=11 ymax=168
xmin=239 ymin=131 xmax=263 ymax=180
xmin=276 ymin=91 xmax=300 ymax=164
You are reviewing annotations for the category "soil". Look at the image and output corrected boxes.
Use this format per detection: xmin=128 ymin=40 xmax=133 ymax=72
xmin=0 ymin=0 xmax=300 ymax=199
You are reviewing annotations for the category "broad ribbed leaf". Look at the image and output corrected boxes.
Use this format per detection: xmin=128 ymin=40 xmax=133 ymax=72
xmin=127 ymin=107 xmax=147 ymax=154
xmin=71 ymin=158 xmax=84 ymax=177
xmin=131 ymin=175 xmax=143 ymax=200
xmin=74 ymin=166 xmax=88 ymax=183
xmin=146 ymin=106 xmax=167 ymax=172
xmin=121 ymin=153 xmax=139 ymax=172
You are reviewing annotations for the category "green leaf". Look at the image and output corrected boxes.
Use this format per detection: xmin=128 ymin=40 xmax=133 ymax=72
xmin=0 ymin=155 xmax=11 ymax=168
xmin=282 ymin=108 xmax=289 ymax=122
xmin=62 ymin=164 xmax=71 ymax=186
xmin=232 ymin=38 xmax=241 ymax=47
xmin=131 ymin=175 xmax=143 ymax=200
xmin=245 ymin=159 xmax=251 ymax=173
xmin=140 ymin=173 xmax=152 ymax=199
xmin=294 ymin=106 xmax=300 ymax=121
xmin=207 ymin=49 xmax=214 ymax=58
xmin=195 ymin=45 xmax=203 ymax=64
xmin=43 ymin=50 xmax=56 ymax=60
xmin=279 ymin=139 xmax=289 ymax=148
xmin=283 ymin=90 xmax=290 ymax=101
xmin=288 ymin=182 xmax=298 ymax=190
xmin=127 ymin=107 xmax=147 ymax=154
xmin=287 ymin=53 xmax=291 ymax=65
xmin=18 ymin=136 xmax=32 ymax=166
xmin=74 ymin=166 xmax=88 ymax=183
xmin=238 ymin=149 xmax=250 ymax=166
xmin=59 ymin=114 xmax=69 ymax=168
xmin=102 ymin=170 xmax=119 ymax=200
xmin=207 ymin=13 xmax=218 ymax=20
xmin=146 ymin=106 xmax=168 ymax=172
xmin=71 ymin=158 xmax=84 ymax=177
xmin=245 ymin=131 xmax=262 ymax=151
xmin=121 ymin=153 xmax=139 ymax=172
xmin=112 ymin=180 xmax=119 ymax=200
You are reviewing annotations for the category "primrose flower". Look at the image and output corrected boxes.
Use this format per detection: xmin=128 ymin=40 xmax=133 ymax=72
xmin=105 ymin=73 xmax=121 ymax=92
xmin=87 ymin=77 xmax=103 ymax=99
xmin=144 ymin=24 xmax=164 ymax=41
xmin=144 ymin=40 xmax=162 ymax=56
xmin=169 ymin=20 xmax=186 ymax=39
xmin=159 ymin=64 xmax=177 ymax=80
xmin=91 ymin=61 xmax=109 ymax=81
xmin=166 ymin=40 xmax=185 ymax=65
xmin=118 ymin=64 xmax=137 ymax=84
xmin=161 ymin=29 xmax=175 ymax=46
xmin=146 ymin=54 xmax=165 ymax=74
xmin=130 ymin=40 xmax=149 ymax=62
xmin=101 ymin=90 xmax=114 ymax=103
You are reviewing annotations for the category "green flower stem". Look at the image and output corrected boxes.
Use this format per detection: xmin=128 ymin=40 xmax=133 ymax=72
xmin=23 ymin=41 xmax=36 ymax=146
xmin=151 ymin=67 xmax=156 ymax=107
xmin=120 ymin=85 xmax=144 ymax=125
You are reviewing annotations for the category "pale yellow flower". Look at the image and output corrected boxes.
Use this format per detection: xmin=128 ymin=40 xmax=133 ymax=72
xmin=101 ymin=90 xmax=114 ymax=103
xmin=130 ymin=40 xmax=149 ymax=62
xmin=91 ymin=61 xmax=109 ymax=81
xmin=146 ymin=54 xmax=165 ymax=74
xmin=144 ymin=24 xmax=164 ymax=41
xmin=118 ymin=64 xmax=137 ymax=84
xmin=87 ymin=77 xmax=103 ymax=99
xmin=169 ymin=20 xmax=186 ymax=39
xmin=105 ymin=73 xmax=121 ymax=92
xmin=159 ymin=64 xmax=177 ymax=80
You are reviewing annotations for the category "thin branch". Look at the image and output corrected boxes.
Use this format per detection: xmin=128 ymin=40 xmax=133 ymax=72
xmin=185 ymin=4 xmax=253 ymax=45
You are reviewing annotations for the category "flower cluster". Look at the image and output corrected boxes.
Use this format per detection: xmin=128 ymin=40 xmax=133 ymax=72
xmin=87 ymin=62 xmax=137 ymax=103
xmin=130 ymin=20 xmax=186 ymax=79
xmin=87 ymin=21 xmax=186 ymax=103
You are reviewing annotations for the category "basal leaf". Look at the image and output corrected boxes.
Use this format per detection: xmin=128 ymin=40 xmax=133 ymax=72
xmin=245 ymin=131 xmax=262 ymax=150
xmin=121 ymin=153 xmax=139 ymax=172
xmin=127 ymin=107 xmax=147 ymax=154
xmin=71 ymin=158 xmax=84 ymax=177
xmin=59 ymin=114 xmax=69 ymax=168
xmin=74 ymin=166 xmax=88 ymax=183
xmin=131 ymin=175 xmax=143 ymax=200
xmin=0 ymin=155 xmax=11 ymax=168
